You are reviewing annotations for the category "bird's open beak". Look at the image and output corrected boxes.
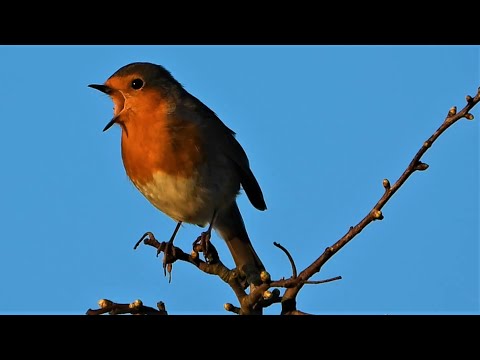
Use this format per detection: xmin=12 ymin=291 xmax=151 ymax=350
xmin=88 ymin=84 xmax=117 ymax=132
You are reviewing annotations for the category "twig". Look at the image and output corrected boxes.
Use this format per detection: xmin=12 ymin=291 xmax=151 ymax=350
xmin=273 ymin=242 xmax=297 ymax=277
xmin=86 ymin=299 xmax=167 ymax=315
xmin=281 ymin=87 xmax=480 ymax=311
xmin=305 ymin=276 xmax=342 ymax=285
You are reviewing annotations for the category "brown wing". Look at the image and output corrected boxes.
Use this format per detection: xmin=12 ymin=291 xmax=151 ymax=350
xmin=182 ymin=93 xmax=267 ymax=211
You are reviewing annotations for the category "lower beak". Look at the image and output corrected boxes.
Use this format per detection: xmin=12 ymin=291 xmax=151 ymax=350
xmin=103 ymin=116 xmax=119 ymax=132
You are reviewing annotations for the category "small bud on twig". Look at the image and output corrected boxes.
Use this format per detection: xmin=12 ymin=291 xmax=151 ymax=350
xmin=129 ymin=299 xmax=143 ymax=309
xmin=98 ymin=299 xmax=112 ymax=309
xmin=224 ymin=303 xmax=240 ymax=314
xmin=414 ymin=162 xmax=429 ymax=171
xmin=465 ymin=113 xmax=474 ymax=120
xmin=382 ymin=178 xmax=390 ymax=190
xmin=372 ymin=209 xmax=383 ymax=220
xmin=466 ymin=95 xmax=472 ymax=103
xmin=448 ymin=106 xmax=457 ymax=117
xmin=263 ymin=290 xmax=272 ymax=299
xmin=260 ymin=270 xmax=271 ymax=283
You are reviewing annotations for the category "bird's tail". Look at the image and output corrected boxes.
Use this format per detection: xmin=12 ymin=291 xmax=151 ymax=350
xmin=214 ymin=202 xmax=264 ymax=287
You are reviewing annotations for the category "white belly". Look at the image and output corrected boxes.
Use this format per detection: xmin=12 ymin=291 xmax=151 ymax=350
xmin=131 ymin=169 xmax=238 ymax=226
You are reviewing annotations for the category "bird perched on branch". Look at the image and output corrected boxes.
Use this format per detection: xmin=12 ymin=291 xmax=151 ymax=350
xmin=89 ymin=62 xmax=266 ymax=287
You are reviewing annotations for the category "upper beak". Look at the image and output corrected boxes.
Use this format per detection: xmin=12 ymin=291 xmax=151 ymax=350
xmin=88 ymin=83 xmax=112 ymax=94
xmin=88 ymin=84 xmax=117 ymax=132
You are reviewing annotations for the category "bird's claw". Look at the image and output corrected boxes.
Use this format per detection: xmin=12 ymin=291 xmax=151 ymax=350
xmin=161 ymin=241 xmax=177 ymax=279
xmin=192 ymin=231 xmax=214 ymax=263
xmin=134 ymin=232 xmax=177 ymax=282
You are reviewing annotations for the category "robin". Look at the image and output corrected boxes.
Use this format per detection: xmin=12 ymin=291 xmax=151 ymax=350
xmin=89 ymin=62 xmax=267 ymax=287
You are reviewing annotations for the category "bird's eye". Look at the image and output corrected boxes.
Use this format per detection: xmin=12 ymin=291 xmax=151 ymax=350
xmin=131 ymin=78 xmax=144 ymax=90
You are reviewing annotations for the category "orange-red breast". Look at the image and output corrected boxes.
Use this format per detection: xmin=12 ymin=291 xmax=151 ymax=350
xmin=89 ymin=62 xmax=266 ymax=286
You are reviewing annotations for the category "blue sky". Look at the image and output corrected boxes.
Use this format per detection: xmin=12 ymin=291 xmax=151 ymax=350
xmin=0 ymin=45 xmax=478 ymax=315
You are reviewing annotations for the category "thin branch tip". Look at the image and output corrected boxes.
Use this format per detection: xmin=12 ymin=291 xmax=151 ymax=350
xmin=305 ymin=275 xmax=343 ymax=285
xmin=382 ymin=178 xmax=391 ymax=190
xmin=224 ymin=303 xmax=240 ymax=314
xmin=134 ymin=231 xmax=151 ymax=249
xmin=273 ymin=241 xmax=297 ymax=278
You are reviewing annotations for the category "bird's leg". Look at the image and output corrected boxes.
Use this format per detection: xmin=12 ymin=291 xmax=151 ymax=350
xmin=161 ymin=221 xmax=182 ymax=277
xmin=192 ymin=210 xmax=217 ymax=263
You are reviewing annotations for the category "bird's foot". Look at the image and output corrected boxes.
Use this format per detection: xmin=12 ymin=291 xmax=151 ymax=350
xmin=192 ymin=231 xmax=218 ymax=264
xmin=134 ymin=231 xmax=176 ymax=282
xmin=161 ymin=240 xmax=177 ymax=282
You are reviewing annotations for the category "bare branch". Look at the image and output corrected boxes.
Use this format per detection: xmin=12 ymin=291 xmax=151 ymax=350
xmin=86 ymin=299 xmax=167 ymax=315
xmin=133 ymin=231 xmax=267 ymax=314
xmin=273 ymin=242 xmax=297 ymax=277
xmin=305 ymin=276 xmax=342 ymax=285
xmin=281 ymin=87 xmax=480 ymax=310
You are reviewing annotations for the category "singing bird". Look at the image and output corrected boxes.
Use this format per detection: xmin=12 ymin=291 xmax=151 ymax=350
xmin=89 ymin=62 xmax=266 ymax=287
